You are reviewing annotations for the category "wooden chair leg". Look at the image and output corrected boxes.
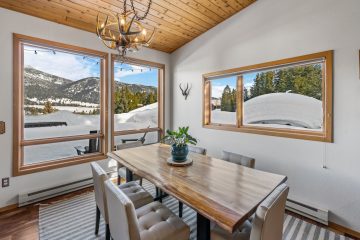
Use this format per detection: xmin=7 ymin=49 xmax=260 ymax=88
xmin=179 ymin=202 xmax=183 ymax=218
xmin=105 ymin=224 xmax=111 ymax=240
xmin=139 ymin=178 xmax=143 ymax=186
xmin=95 ymin=206 xmax=100 ymax=235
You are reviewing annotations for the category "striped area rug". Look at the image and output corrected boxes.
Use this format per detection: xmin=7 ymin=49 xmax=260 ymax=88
xmin=39 ymin=180 xmax=353 ymax=240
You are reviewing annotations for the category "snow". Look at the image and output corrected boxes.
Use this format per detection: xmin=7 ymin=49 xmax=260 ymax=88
xmin=26 ymin=98 xmax=100 ymax=107
xmin=211 ymin=93 xmax=323 ymax=130
xmin=26 ymin=105 xmax=98 ymax=114
xmin=24 ymin=103 xmax=159 ymax=164
xmin=211 ymin=110 xmax=237 ymax=125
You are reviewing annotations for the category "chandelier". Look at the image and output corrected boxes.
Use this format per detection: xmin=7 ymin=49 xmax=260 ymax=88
xmin=96 ymin=0 xmax=156 ymax=61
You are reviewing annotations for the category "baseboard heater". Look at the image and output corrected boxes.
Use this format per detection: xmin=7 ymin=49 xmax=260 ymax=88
xmin=286 ymin=199 xmax=328 ymax=225
xmin=18 ymin=177 xmax=94 ymax=207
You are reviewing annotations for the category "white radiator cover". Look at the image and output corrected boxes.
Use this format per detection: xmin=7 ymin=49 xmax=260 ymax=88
xmin=286 ymin=199 xmax=329 ymax=225
xmin=18 ymin=177 xmax=94 ymax=207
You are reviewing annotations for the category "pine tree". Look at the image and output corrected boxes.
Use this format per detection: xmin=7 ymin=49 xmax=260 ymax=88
xmin=221 ymin=85 xmax=231 ymax=111
xmin=43 ymin=101 xmax=55 ymax=114
xmin=244 ymin=87 xmax=249 ymax=101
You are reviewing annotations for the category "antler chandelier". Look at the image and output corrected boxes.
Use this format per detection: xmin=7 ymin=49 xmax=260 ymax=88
xmin=96 ymin=0 xmax=156 ymax=61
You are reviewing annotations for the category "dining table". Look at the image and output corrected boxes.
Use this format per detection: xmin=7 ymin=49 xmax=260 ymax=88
xmin=107 ymin=143 xmax=287 ymax=240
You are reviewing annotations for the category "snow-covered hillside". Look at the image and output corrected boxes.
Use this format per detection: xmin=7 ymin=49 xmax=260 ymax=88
xmin=24 ymin=103 xmax=158 ymax=164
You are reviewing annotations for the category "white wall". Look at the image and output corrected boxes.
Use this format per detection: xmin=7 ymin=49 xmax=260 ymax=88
xmin=0 ymin=8 xmax=170 ymax=208
xmin=171 ymin=0 xmax=360 ymax=231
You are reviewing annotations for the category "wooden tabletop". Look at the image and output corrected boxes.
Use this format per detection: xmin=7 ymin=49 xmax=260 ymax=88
xmin=108 ymin=143 xmax=287 ymax=233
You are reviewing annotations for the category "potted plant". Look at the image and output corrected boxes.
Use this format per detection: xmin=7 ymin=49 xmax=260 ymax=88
xmin=162 ymin=126 xmax=197 ymax=162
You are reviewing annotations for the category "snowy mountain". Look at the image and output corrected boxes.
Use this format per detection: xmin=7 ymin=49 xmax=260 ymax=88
xmin=24 ymin=66 xmax=157 ymax=105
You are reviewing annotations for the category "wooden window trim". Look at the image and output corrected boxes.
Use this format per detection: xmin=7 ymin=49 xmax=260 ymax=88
xmin=203 ymin=51 xmax=333 ymax=142
xmin=13 ymin=33 xmax=109 ymax=176
xmin=110 ymin=54 xmax=165 ymax=148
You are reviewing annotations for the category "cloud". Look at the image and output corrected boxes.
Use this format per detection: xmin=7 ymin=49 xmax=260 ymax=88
xmin=114 ymin=64 xmax=153 ymax=80
xmin=212 ymin=85 xmax=227 ymax=98
xmin=24 ymin=47 xmax=100 ymax=81
xmin=244 ymin=82 xmax=253 ymax=90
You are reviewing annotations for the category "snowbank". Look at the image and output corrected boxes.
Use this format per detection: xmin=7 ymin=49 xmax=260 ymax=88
xmin=211 ymin=93 xmax=323 ymax=130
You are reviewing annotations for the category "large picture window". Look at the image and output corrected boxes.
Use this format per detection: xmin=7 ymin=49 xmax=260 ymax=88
xmin=203 ymin=51 xmax=333 ymax=142
xmin=111 ymin=55 xmax=164 ymax=148
xmin=13 ymin=34 xmax=108 ymax=175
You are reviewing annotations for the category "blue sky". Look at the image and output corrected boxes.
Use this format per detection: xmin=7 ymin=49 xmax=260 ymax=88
xmin=114 ymin=62 xmax=158 ymax=87
xmin=24 ymin=45 xmax=100 ymax=81
xmin=24 ymin=46 xmax=159 ymax=86
xmin=211 ymin=73 xmax=257 ymax=98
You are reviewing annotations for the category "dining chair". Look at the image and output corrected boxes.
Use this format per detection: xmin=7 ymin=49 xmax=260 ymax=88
xmin=221 ymin=150 xmax=255 ymax=169
xmin=178 ymin=145 xmax=207 ymax=217
xmin=188 ymin=145 xmax=207 ymax=155
xmin=90 ymin=162 xmax=153 ymax=240
xmin=115 ymin=141 xmax=143 ymax=185
xmin=104 ymin=179 xmax=190 ymax=240
xmin=211 ymin=183 xmax=289 ymax=240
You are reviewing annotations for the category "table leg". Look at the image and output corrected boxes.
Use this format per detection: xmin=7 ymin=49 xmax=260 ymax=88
xmin=197 ymin=213 xmax=210 ymax=240
xmin=126 ymin=168 xmax=133 ymax=182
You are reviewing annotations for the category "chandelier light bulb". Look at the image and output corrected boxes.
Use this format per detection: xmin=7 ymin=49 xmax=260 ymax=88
xmin=120 ymin=18 xmax=125 ymax=26
xmin=142 ymin=29 xmax=147 ymax=36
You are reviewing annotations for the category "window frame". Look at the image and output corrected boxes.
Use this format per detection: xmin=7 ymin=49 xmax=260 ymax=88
xmin=13 ymin=33 xmax=109 ymax=176
xmin=110 ymin=54 xmax=165 ymax=149
xmin=203 ymin=51 xmax=333 ymax=142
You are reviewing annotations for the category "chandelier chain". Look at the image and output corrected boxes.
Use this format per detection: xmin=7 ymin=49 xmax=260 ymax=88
xmin=129 ymin=0 xmax=152 ymax=20
xmin=123 ymin=0 xmax=127 ymax=14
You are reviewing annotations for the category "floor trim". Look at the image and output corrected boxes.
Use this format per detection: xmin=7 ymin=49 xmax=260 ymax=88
xmin=329 ymin=221 xmax=360 ymax=239
xmin=0 ymin=203 xmax=17 ymax=214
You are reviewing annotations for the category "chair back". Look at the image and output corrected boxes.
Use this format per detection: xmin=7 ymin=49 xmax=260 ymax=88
xmin=188 ymin=145 xmax=207 ymax=155
xmin=88 ymin=130 xmax=99 ymax=153
xmin=221 ymin=150 xmax=255 ymax=168
xmin=90 ymin=162 xmax=109 ymax=223
xmin=250 ymin=183 xmax=289 ymax=240
xmin=104 ymin=179 xmax=141 ymax=240
xmin=116 ymin=141 xmax=143 ymax=151
xmin=139 ymin=131 xmax=148 ymax=143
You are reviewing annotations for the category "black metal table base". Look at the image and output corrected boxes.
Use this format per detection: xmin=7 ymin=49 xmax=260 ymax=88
xmin=197 ymin=213 xmax=211 ymax=240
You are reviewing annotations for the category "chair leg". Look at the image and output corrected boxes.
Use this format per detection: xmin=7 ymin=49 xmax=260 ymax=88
xmin=95 ymin=206 xmax=100 ymax=235
xmin=117 ymin=164 xmax=121 ymax=185
xmin=179 ymin=202 xmax=183 ymax=218
xmin=139 ymin=177 xmax=143 ymax=186
xmin=159 ymin=190 xmax=163 ymax=203
xmin=106 ymin=224 xmax=111 ymax=240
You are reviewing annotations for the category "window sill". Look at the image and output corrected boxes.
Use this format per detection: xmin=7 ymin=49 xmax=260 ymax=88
xmin=13 ymin=153 xmax=107 ymax=176
xmin=203 ymin=124 xmax=332 ymax=142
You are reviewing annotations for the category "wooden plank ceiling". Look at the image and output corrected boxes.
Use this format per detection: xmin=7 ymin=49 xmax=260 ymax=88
xmin=0 ymin=0 xmax=255 ymax=53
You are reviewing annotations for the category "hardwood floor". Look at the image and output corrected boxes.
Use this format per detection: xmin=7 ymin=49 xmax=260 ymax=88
xmin=0 ymin=186 xmax=358 ymax=240
xmin=0 ymin=187 xmax=93 ymax=240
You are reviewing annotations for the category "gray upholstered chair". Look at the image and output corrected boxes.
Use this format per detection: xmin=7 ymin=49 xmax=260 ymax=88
xmin=90 ymin=162 xmax=153 ymax=240
xmin=104 ymin=179 xmax=190 ymax=240
xmin=211 ymin=183 xmax=289 ymax=240
xmin=116 ymin=141 xmax=143 ymax=185
xmin=188 ymin=145 xmax=207 ymax=155
xmin=221 ymin=150 xmax=255 ymax=169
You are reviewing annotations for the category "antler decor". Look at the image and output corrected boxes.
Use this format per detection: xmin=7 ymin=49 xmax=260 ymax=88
xmin=179 ymin=83 xmax=192 ymax=100
xmin=96 ymin=0 xmax=156 ymax=62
